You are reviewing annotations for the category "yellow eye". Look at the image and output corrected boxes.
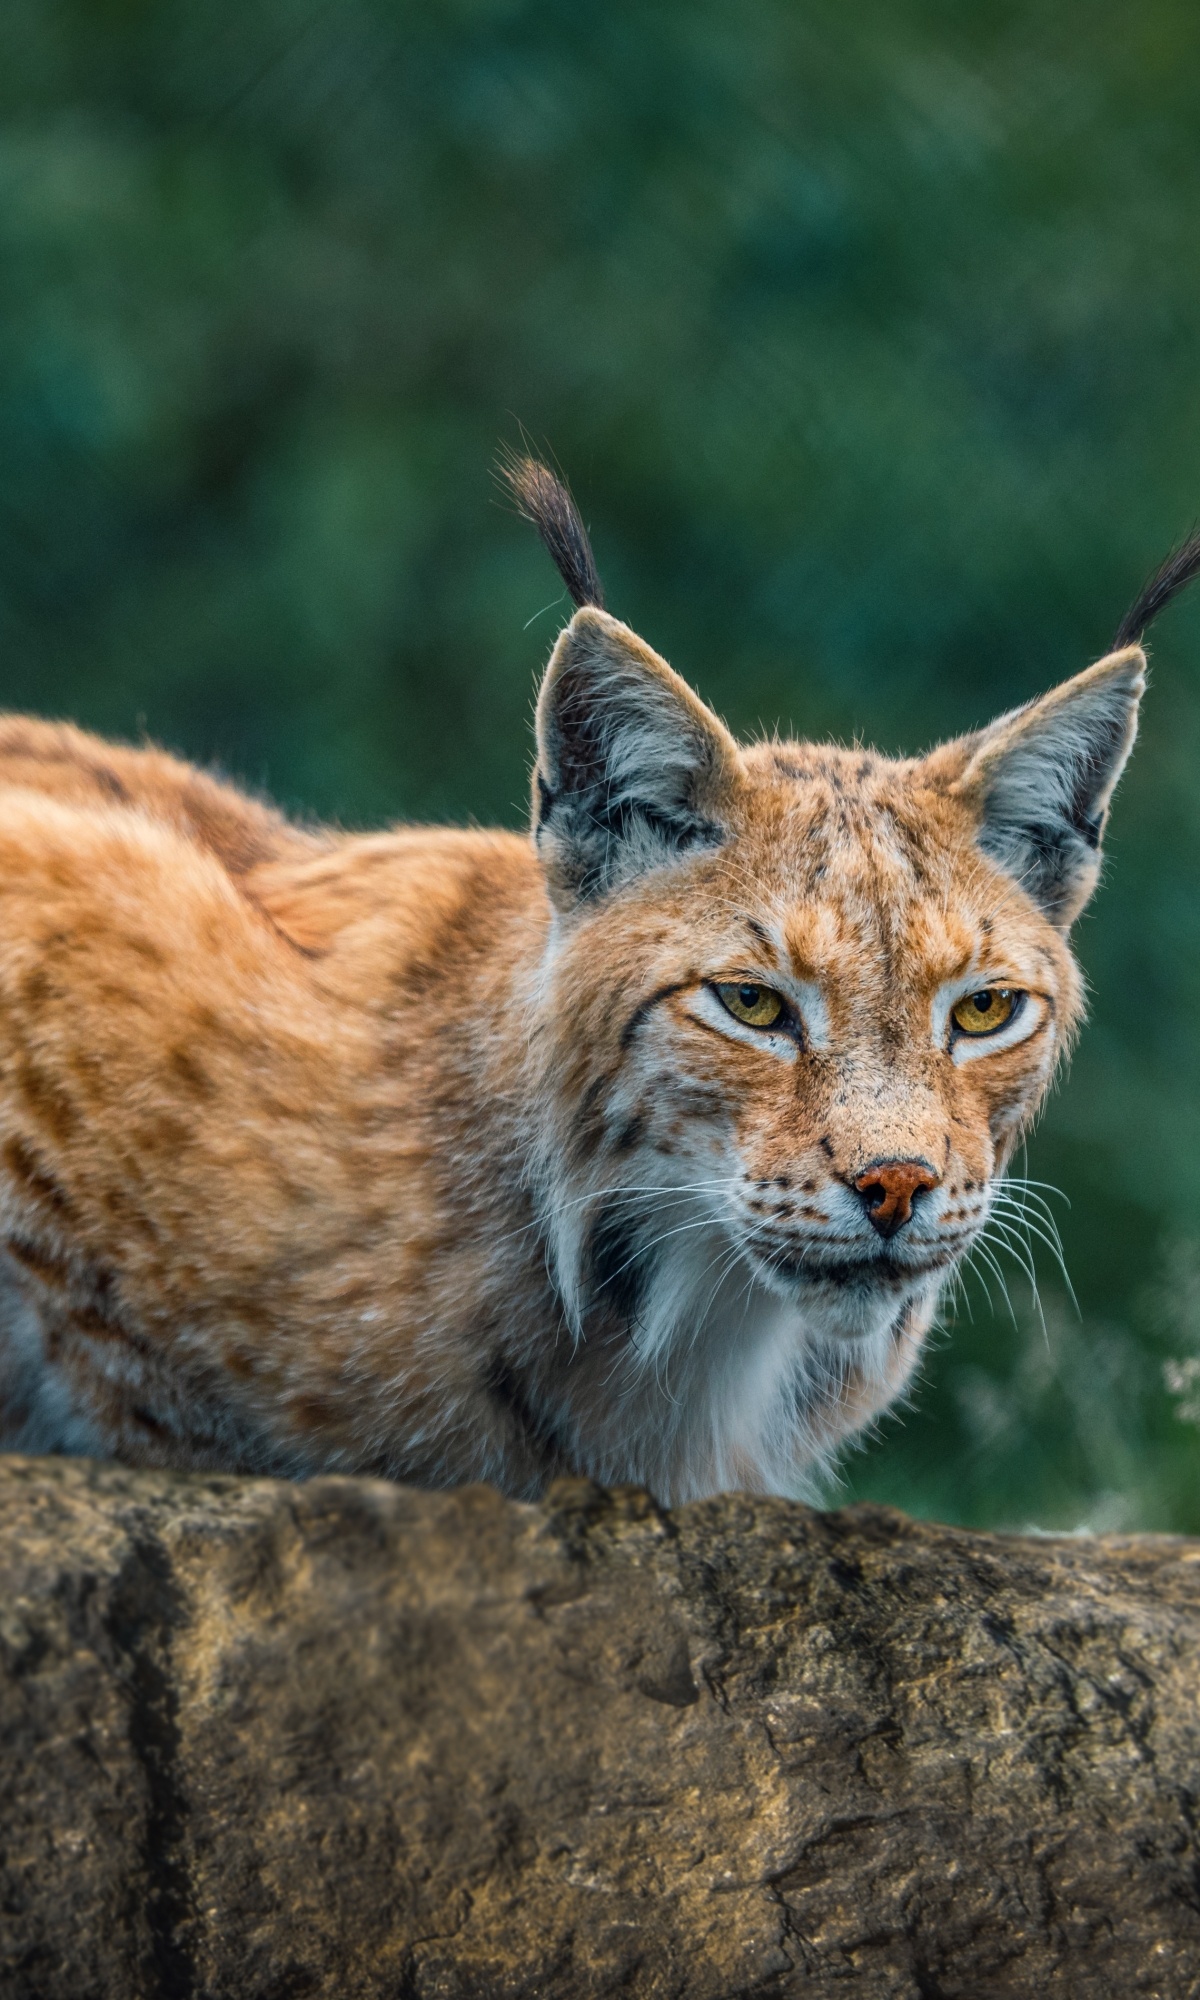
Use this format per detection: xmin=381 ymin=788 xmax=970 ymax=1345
xmin=951 ymin=988 xmax=1017 ymax=1037
xmin=715 ymin=981 xmax=785 ymax=1029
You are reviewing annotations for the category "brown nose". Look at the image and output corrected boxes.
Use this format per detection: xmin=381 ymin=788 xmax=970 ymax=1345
xmin=853 ymin=1159 xmax=941 ymax=1239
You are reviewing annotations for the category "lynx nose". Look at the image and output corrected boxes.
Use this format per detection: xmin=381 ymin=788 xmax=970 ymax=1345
xmin=853 ymin=1159 xmax=941 ymax=1239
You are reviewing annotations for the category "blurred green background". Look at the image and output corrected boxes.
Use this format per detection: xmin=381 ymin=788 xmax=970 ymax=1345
xmin=3 ymin=0 xmax=1200 ymax=1529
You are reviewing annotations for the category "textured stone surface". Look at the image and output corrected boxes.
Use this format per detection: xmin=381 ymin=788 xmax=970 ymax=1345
xmin=2 ymin=1457 xmax=1200 ymax=1998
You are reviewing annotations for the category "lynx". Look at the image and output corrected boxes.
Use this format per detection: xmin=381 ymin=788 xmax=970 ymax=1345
xmin=0 ymin=462 xmax=1191 ymax=1502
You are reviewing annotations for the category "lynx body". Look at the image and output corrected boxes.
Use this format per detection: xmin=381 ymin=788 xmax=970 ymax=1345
xmin=0 ymin=469 xmax=1176 ymax=1501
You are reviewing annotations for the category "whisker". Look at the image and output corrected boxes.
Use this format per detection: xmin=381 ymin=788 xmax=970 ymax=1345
xmin=1000 ymin=1175 xmax=1071 ymax=1206
xmin=942 ymin=1262 xmax=972 ymax=1325
xmin=969 ymin=1240 xmax=1017 ymax=1326
xmin=490 ymin=1176 xmax=744 ymax=1255
xmin=990 ymin=1189 xmax=1071 ymax=1257
xmin=991 ymin=1186 xmax=1068 ymax=1236
xmin=981 ymin=1219 xmax=1047 ymax=1340
xmin=963 ymin=1251 xmax=997 ymax=1317
xmin=590 ymin=1214 xmax=728 ymax=1295
xmin=983 ymin=1218 xmax=1038 ymax=1286
xmin=992 ymin=1194 xmax=1064 ymax=1240
xmin=986 ymin=1200 xmax=1078 ymax=1314
xmin=989 ymin=1199 xmax=1067 ymax=1261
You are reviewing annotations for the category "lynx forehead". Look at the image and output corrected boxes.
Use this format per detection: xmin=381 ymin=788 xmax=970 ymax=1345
xmin=0 ymin=457 xmax=1193 ymax=1503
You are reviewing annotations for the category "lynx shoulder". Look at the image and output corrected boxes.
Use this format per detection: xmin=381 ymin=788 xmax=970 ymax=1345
xmin=0 ymin=473 xmax=1192 ymax=1502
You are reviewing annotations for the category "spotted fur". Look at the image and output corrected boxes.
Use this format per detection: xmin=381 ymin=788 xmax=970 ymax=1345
xmin=0 ymin=548 xmax=1157 ymax=1501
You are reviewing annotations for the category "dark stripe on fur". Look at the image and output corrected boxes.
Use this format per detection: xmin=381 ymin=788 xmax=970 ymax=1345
xmin=485 ymin=1354 xmax=566 ymax=1469
xmin=619 ymin=981 xmax=690 ymax=1049
xmin=587 ymin=1201 xmax=649 ymax=1326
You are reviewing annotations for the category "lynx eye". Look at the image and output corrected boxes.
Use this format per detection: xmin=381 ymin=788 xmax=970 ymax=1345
xmin=715 ymin=981 xmax=785 ymax=1030
xmin=951 ymin=988 xmax=1017 ymax=1037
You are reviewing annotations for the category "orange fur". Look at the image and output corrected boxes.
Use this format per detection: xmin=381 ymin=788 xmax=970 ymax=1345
xmin=0 ymin=612 xmax=1144 ymax=1501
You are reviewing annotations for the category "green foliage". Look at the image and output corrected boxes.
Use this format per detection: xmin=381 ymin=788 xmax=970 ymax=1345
xmin=3 ymin=0 xmax=1199 ymax=1525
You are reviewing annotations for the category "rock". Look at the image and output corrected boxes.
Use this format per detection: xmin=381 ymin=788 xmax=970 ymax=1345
xmin=1 ymin=1456 xmax=1199 ymax=1998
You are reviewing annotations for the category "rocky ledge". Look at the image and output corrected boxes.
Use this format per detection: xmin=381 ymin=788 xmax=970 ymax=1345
xmin=2 ymin=1456 xmax=1199 ymax=1999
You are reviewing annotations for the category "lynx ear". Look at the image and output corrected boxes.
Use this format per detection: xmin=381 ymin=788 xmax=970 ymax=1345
xmin=951 ymin=646 xmax=1146 ymax=927
xmin=533 ymin=607 xmax=738 ymax=909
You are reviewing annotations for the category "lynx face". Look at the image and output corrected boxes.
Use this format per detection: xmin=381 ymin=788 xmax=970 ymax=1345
xmin=524 ymin=602 xmax=1141 ymax=1495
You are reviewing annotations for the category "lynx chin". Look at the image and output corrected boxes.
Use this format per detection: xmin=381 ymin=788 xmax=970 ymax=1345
xmin=0 ymin=462 xmax=1193 ymax=1502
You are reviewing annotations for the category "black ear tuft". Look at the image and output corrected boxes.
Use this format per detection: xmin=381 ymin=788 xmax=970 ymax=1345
xmin=497 ymin=448 xmax=605 ymax=611
xmin=1113 ymin=527 xmax=1200 ymax=649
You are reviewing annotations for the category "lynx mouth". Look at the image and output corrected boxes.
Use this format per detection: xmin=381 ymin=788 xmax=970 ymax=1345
xmin=761 ymin=1248 xmax=956 ymax=1290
